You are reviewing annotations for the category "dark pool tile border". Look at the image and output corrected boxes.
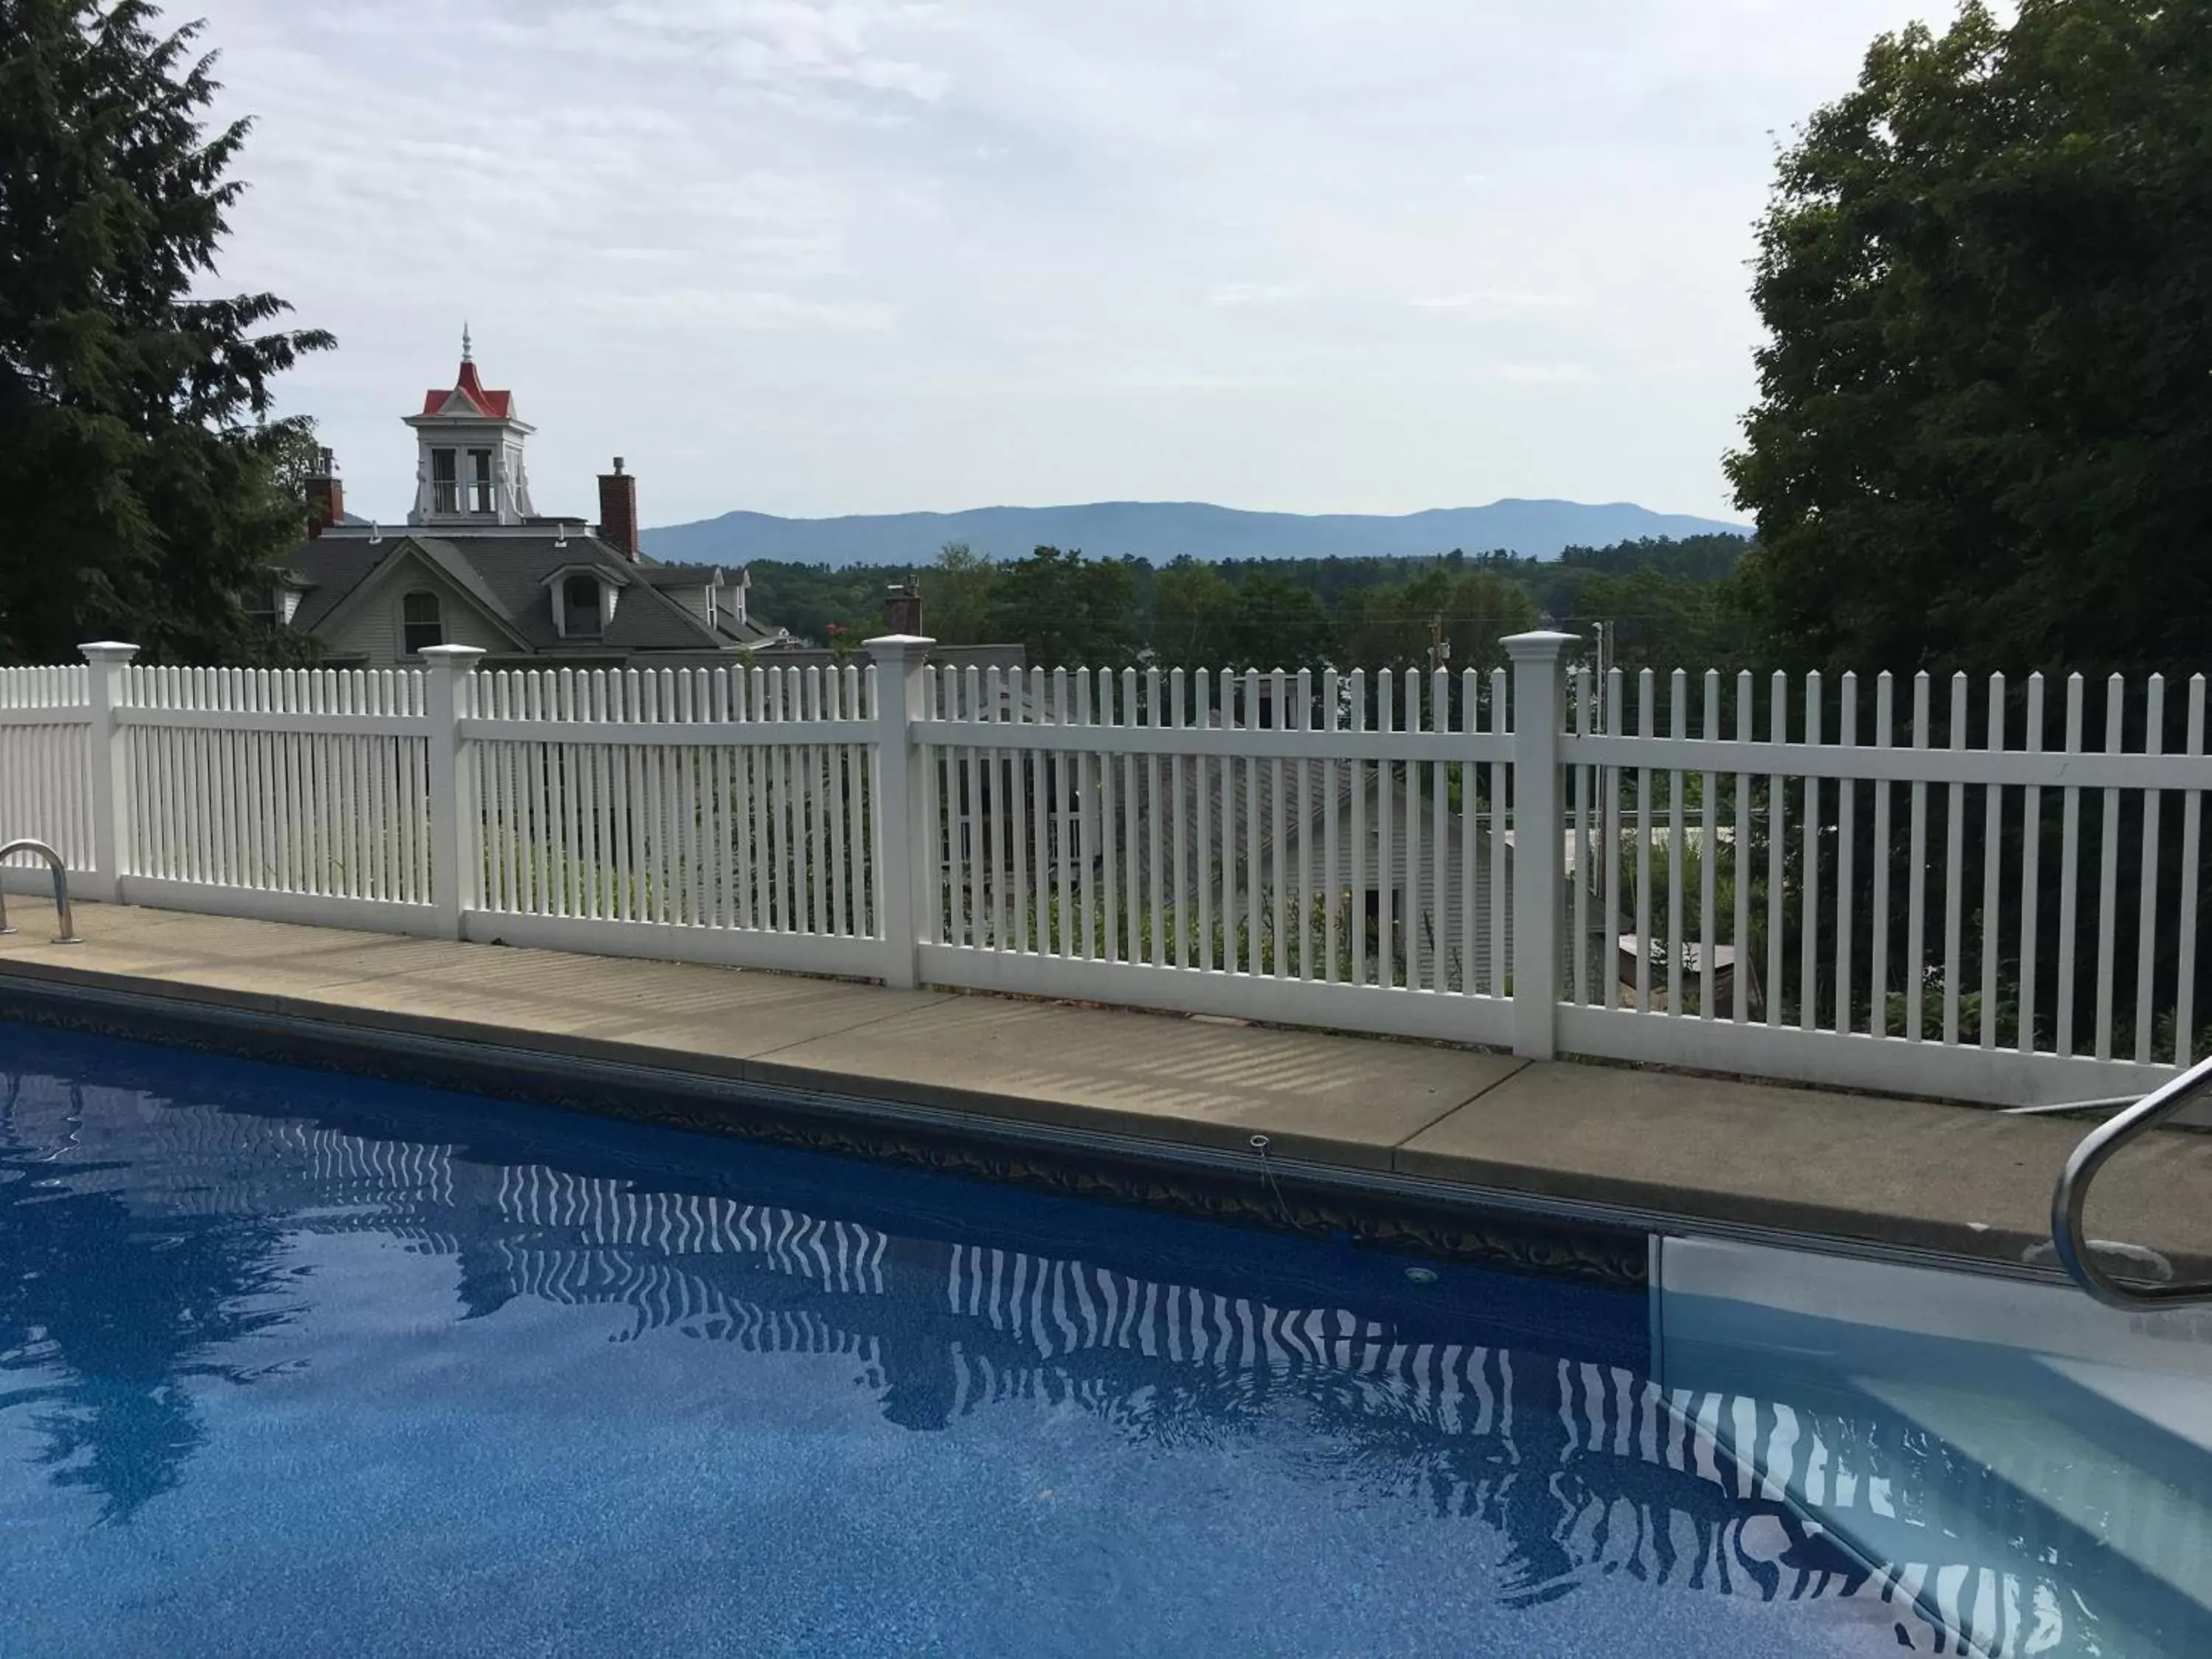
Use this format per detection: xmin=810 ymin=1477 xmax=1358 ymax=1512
xmin=0 ymin=978 xmax=1650 ymax=1291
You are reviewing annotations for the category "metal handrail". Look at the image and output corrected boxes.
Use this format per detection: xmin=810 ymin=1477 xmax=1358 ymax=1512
xmin=2051 ymin=1051 xmax=2212 ymax=1308
xmin=0 ymin=839 xmax=82 ymax=945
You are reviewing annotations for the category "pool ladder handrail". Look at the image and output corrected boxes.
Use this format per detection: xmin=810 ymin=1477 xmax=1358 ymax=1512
xmin=0 ymin=839 xmax=82 ymax=945
xmin=2051 ymin=1050 xmax=2212 ymax=1309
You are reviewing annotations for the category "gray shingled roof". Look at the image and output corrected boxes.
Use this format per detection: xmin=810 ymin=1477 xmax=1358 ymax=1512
xmin=283 ymin=533 xmax=779 ymax=654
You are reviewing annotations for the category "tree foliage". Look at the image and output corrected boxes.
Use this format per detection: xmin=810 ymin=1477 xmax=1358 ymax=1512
xmin=1338 ymin=566 xmax=1538 ymax=676
xmin=919 ymin=542 xmax=998 ymax=646
xmin=0 ymin=0 xmax=333 ymax=664
xmin=992 ymin=545 xmax=1142 ymax=669
xmin=740 ymin=535 xmax=1747 ymax=673
xmin=1726 ymin=0 xmax=2212 ymax=679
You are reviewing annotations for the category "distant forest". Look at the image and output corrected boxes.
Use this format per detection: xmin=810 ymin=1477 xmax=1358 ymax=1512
xmin=747 ymin=533 xmax=1753 ymax=677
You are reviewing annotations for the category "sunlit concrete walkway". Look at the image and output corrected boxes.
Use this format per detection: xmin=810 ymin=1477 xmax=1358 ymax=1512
xmin=2 ymin=899 xmax=2206 ymax=1279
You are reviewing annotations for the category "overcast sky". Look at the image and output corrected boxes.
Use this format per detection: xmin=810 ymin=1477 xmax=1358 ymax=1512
xmin=193 ymin=0 xmax=1947 ymax=529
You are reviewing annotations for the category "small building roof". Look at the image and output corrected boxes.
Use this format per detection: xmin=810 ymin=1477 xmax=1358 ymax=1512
xmin=419 ymin=358 xmax=514 ymax=420
xmin=284 ymin=532 xmax=790 ymax=655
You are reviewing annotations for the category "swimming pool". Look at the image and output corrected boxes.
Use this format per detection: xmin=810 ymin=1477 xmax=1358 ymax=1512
xmin=0 ymin=1022 xmax=2198 ymax=1656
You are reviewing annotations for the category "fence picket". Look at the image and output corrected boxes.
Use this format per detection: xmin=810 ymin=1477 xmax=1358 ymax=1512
xmin=1606 ymin=668 xmax=1624 ymax=1013
xmin=1350 ymin=671 xmax=1368 ymax=990
xmin=1270 ymin=669 xmax=1288 ymax=980
xmin=1702 ymin=671 xmax=1720 ymax=1023
xmin=1326 ymin=669 xmax=1343 ymax=985
xmin=1769 ymin=672 xmax=1788 ymax=1032
xmin=2135 ymin=675 xmax=2163 ymax=1066
xmin=1979 ymin=676 xmax=2004 ymax=1048
xmin=1836 ymin=674 xmax=1857 ymax=1035
xmin=1944 ymin=673 xmax=1967 ymax=1047
xmin=2096 ymin=676 xmax=2124 ymax=1062
xmin=1803 ymin=673 xmax=1823 ymax=1033
xmin=2179 ymin=678 xmax=2206 ymax=1066
xmin=2058 ymin=675 xmax=2085 ymax=1057
xmin=1460 ymin=668 xmax=1478 ymax=996
xmin=1490 ymin=667 xmax=1508 ymax=1002
xmin=1669 ymin=670 xmax=1687 ymax=1018
xmin=1079 ymin=671 xmax=1100 ymax=955
xmin=1572 ymin=668 xmax=1591 ymax=1006
xmin=1906 ymin=674 xmax=1930 ymax=1043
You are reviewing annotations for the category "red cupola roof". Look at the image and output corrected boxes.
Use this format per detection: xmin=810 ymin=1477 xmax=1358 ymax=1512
xmin=421 ymin=358 xmax=513 ymax=419
xmin=420 ymin=327 xmax=514 ymax=418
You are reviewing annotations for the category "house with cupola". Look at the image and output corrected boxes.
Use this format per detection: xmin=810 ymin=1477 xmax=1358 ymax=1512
xmin=274 ymin=336 xmax=799 ymax=668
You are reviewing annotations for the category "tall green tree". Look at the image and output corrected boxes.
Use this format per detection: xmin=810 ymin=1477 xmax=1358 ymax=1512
xmin=993 ymin=546 xmax=1141 ymax=668
xmin=919 ymin=542 xmax=999 ymax=646
xmin=0 ymin=0 xmax=333 ymax=664
xmin=1726 ymin=0 xmax=2212 ymax=680
xmin=1150 ymin=556 xmax=1238 ymax=669
xmin=1223 ymin=568 xmax=1336 ymax=674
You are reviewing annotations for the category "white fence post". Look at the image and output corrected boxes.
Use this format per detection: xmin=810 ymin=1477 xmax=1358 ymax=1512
xmin=1503 ymin=630 xmax=1579 ymax=1060
xmin=421 ymin=645 xmax=485 ymax=941
xmin=866 ymin=633 xmax=935 ymax=989
xmin=77 ymin=641 xmax=139 ymax=902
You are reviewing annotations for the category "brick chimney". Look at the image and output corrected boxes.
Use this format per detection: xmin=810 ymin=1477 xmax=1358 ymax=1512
xmin=305 ymin=448 xmax=343 ymax=539
xmin=597 ymin=457 xmax=639 ymax=561
xmin=884 ymin=580 xmax=923 ymax=636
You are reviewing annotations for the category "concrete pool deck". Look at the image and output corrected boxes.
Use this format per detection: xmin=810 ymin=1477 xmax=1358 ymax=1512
xmin=1 ymin=899 xmax=2207 ymax=1281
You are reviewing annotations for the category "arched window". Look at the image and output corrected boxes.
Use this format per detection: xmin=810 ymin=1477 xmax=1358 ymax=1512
xmin=402 ymin=591 xmax=443 ymax=655
xmin=563 ymin=574 xmax=602 ymax=637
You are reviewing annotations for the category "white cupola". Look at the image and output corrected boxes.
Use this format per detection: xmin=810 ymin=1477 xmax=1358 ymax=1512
xmin=403 ymin=327 xmax=538 ymax=527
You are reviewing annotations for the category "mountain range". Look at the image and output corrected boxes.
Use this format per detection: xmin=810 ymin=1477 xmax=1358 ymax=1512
xmin=638 ymin=498 xmax=1748 ymax=568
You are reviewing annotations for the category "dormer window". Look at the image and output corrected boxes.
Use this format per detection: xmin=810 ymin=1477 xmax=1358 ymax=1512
xmin=402 ymin=591 xmax=444 ymax=655
xmin=562 ymin=574 xmax=602 ymax=638
xmin=248 ymin=585 xmax=307 ymax=629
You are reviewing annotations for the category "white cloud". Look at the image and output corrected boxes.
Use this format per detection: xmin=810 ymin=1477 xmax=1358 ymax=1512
xmin=1407 ymin=291 xmax=1580 ymax=314
xmin=195 ymin=0 xmax=1943 ymax=524
xmin=580 ymin=288 xmax=899 ymax=330
xmin=1207 ymin=282 xmax=1312 ymax=307
xmin=1486 ymin=363 xmax=1598 ymax=385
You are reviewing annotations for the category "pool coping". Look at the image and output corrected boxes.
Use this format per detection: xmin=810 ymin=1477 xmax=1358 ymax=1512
xmin=2 ymin=942 xmax=2174 ymax=1300
xmin=4 ymin=902 xmax=2208 ymax=1290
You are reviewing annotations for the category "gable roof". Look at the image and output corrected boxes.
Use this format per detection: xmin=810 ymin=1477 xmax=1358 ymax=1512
xmin=284 ymin=532 xmax=787 ymax=655
xmin=287 ymin=537 xmax=533 ymax=652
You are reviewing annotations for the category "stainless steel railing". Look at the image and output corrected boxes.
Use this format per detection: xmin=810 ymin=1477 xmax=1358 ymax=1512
xmin=0 ymin=839 xmax=82 ymax=945
xmin=2051 ymin=1051 xmax=2212 ymax=1308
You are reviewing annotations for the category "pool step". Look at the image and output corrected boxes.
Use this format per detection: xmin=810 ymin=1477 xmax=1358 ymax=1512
xmin=1654 ymin=1238 xmax=2212 ymax=1659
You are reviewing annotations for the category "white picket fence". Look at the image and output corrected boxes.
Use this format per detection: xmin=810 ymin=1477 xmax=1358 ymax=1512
xmin=1 ymin=636 xmax=2205 ymax=1108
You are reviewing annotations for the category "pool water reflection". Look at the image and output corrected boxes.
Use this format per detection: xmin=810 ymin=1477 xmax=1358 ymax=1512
xmin=3 ymin=1024 xmax=1921 ymax=1656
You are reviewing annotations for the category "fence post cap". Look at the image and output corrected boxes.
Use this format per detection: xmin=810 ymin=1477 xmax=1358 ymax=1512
xmin=77 ymin=641 xmax=141 ymax=662
xmin=863 ymin=633 xmax=936 ymax=659
xmin=417 ymin=645 xmax=487 ymax=667
xmin=1499 ymin=630 xmax=1581 ymax=661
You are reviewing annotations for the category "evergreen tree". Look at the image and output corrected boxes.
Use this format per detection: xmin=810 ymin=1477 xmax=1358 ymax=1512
xmin=0 ymin=0 xmax=333 ymax=664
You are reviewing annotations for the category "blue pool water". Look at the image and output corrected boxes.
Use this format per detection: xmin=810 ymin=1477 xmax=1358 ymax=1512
xmin=0 ymin=1024 xmax=2000 ymax=1655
